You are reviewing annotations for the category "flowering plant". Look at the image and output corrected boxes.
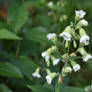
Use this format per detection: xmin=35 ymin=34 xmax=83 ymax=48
xmin=32 ymin=10 xmax=92 ymax=86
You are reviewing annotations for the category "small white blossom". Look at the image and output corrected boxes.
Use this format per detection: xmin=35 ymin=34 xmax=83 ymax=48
xmin=53 ymin=58 xmax=60 ymax=66
xmin=59 ymin=32 xmax=72 ymax=41
xmin=32 ymin=72 xmax=41 ymax=78
xmin=46 ymin=75 xmax=52 ymax=84
xmin=41 ymin=52 xmax=50 ymax=61
xmin=84 ymin=88 xmax=89 ymax=92
xmin=73 ymin=64 xmax=81 ymax=72
xmin=47 ymin=33 xmax=56 ymax=40
xmin=83 ymin=54 xmax=92 ymax=62
xmin=80 ymin=19 xmax=88 ymax=26
xmin=48 ymin=1 xmax=53 ymax=8
xmin=75 ymin=10 xmax=86 ymax=18
xmin=80 ymin=35 xmax=89 ymax=45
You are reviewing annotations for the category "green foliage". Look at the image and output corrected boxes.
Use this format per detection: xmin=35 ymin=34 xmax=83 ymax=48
xmin=0 ymin=62 xmax=23 ymax=78
xmin=0 ymin=29 xmax=22 ymax=40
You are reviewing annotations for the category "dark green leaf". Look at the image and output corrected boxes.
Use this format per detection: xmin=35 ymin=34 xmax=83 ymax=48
xmin=0 ymin=62 xmax=23 ymax=78
xmin=0 ymin=84 xmax=12 ymax=92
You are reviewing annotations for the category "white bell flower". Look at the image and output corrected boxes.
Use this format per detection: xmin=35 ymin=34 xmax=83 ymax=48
xmin=80 ymin=35 xmax=89 ymax=45
xmin=41 ymin=52 xmax=50 ymax=61
xmin=47 ymin=33 xmax=56 ymax=40
xmin=83 ymin=54 xmax=92 ymax=62
xmin=75 ymin=10 xmax=86 ymax=18
xmin=46 ymin=75 xmax=52 ymax=84
xmin=53 ymin=58 xmax=60 ymax=66
xmin=80 ymin=19 xmax=88 ymax=26
xmin=73 ymin=64 xmax=81 ymax=72
xmin=48 ymin=1 xmax=53 ymax=8
xmin=59 ymin=32 xmax=72 ymax=41
xmin=32 ymin=72 xmax=41 ymax=78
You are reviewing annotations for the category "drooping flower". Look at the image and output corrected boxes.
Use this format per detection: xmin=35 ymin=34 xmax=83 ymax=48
xmin=62 ymin=64 xmax=72 ymax=77
xmin=47 ymin=1 xmax=53 ymax=8
xmin=47 ymin=33 xmax=56 ymax=40
xmin=75 ymin=10 xmax=86 ymax=18
xmin=80 ymin=35 xmax=89 ymax=45
xmin=59 ymin=26 xmax=72 ymax=41
xmin=46 ymin=69 xmax=56 ymax=84
xmin=79 ymin=28 xmax=89 ymax=45
xmin=51 ymin=56 xmax=60 ymax=66
xmin=80 ymin=19 xmax=88 ymax=26
xmin=73 ymin=64 xmax=81 ymax=72
xmin=46 ymin=75 xmax=52 ymax=84
xmin=41 ymin=51 xmax=50 ymax=62
xmin=59 ymin=32 xmax=71 ymax=41
xmin=83 ymin=54 xmax=92 ymax=62
xmin=53 ymin=58 xmax=60 ymax=66
xmin=71 ymin=61 xmax=80 ymax=72
xmin=77 ymin=47 xmax=86 ymax=55
xmin=32 ymin=68 xmax=41 ymax=78
xmin=32 ymin=72 xmax=41 ymax=78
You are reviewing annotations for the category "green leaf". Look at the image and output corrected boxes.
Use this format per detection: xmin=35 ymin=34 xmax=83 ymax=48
xmin=27 ymin=85 xmax=54 ymax=92
xmin=55 ymin=85 xmax=85 ymax=92
xmin=0 ymin=62 xmax=23 ymax=78
xmin=25 ymin=27 xmax=48 ymax=43
xmin=0 ymin=29 xmax=22 ymax=40
xmin=8 ymin=4 xmax=29 ymax=33
xmin=9 ymin=55 xmax=37 ymax=80
xmin=61 ymin=87 xmax=86 ymax=92
xmin=0 ymin=84 xmax=12 ymax=92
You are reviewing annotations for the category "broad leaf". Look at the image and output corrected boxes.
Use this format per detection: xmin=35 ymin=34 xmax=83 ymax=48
xmin=0 ymin=84 xmax=12 ymax=92
xmin=0 ymin=29 xmax=22 ymax=40
xmin=8 ymin=4 xmax=29 ymax=33
xmin=0 ymin=62 xmax=23 ymax=78
xmin=25 ymin=27 xmax=48 ymax=43
xmin=27 ymin=85 xmax=54 ymax=92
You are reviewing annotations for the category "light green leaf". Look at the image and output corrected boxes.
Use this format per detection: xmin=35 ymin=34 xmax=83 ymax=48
xmin=0 ymin=29 xmax=22 ymax=40
xmin=0 ymin=62 xmax=23 ymax=78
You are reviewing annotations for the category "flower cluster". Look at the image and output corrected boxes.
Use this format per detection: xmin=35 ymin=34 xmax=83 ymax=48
xmin=32 ymin=10 xmax=92 ymax=85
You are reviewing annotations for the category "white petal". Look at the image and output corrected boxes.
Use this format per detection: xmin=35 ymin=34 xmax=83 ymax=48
xmin=83 ymin=54 xmax=92 ymax=62
xmin=73 ymin=64 xmax=81 ymax=72
xmin=41 ymin=52 xmax=47 ymax=57
xmin=75 ymin=10 xmax=86 ymax=18
xmin=46 ymin=75 xmax=52 ymax=84
xmin=53 ymin=59 xmax=60 ymax=66
xmin=45 ymin=55 xmax=50 ymax=62
xmin=59 ymin=32 xmax=71 ymax=41
xmin=32 ymin=72 xmax=41 ymax=78
xmin=80 ymin=35 xmax=89 ymax=45
xmin=47 ymin=33 xmax=56 ymax=40
xmin=80 ymin=19 xmax=88 ymax=26
xmin=48 ymin=1 xmax=53 ymax=7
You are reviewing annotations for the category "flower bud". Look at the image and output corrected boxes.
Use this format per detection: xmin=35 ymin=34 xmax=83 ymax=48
xmin=62 ymin=63 xmax=72 ymax=77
